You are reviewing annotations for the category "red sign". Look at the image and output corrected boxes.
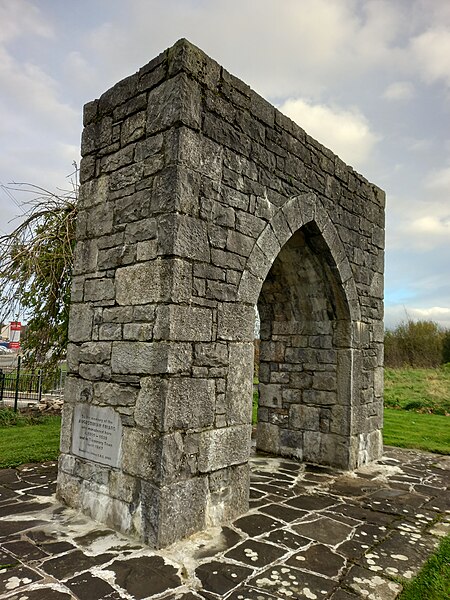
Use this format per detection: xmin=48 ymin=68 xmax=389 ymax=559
xmin=8 ymin=321 xmax=21 ymax=349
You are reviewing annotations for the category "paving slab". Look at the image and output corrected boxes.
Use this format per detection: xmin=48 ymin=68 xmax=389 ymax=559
xmin=0 ymin=447 xmax=448 ymax=599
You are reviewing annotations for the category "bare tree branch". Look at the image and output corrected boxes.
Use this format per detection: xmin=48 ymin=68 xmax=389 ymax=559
xmin=0 ymin=168 xmax=78 ymax=371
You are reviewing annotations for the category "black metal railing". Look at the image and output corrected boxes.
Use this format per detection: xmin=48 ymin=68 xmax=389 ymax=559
xmin=0 ymin=356 xmax=43 ymax=410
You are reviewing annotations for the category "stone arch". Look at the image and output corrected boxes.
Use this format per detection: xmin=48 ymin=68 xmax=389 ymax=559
xmin=239 ymin=193 xmax=361 ymax=468
xmin=58 ymin=40 xmax=385 ymax=548
xmin=238 ymin=193 xmax=361 ymax=323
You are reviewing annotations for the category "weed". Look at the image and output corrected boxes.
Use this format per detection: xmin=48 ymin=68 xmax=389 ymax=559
xmin=398 ymin=534 xmax=450 ymax=599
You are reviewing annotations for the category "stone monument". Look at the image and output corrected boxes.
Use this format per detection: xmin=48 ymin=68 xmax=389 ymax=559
xmin=57 ymin=39 xmax=385 ymax=548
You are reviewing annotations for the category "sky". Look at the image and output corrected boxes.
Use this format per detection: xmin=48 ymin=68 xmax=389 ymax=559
xmin=0 ymin=0 xmax=449 ymax=329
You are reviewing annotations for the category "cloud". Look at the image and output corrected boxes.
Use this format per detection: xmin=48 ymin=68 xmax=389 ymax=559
xmin=410 ymin=27 xmax=450 ymax=87
xmin=387 ymin=157 xmax=450 ymax=252
xmin=424 ymin=164 xmax=450 ymax=199
xmin=278 ymin=98 xmax=380 ymax=168
xmin=0 ymin=0 xmax=53 ymax=43
xmin=408 ymin=138 xmax=433 ymax=153
xmin=406 ymin=216 xmax=450 ymax=249
xmin=0 ymin=47 xmax=78 ymax=133
xmin=383 ymin=81 xmax=415 ymax=101
xmin=77 ymin=0 xmax=409 ymax=102
xmin=385 ymin=305 xmax=450 ymax=329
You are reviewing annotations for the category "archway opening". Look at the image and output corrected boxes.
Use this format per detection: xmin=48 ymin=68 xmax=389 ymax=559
xmin=254 ymin=223 xmax=353 ymax=467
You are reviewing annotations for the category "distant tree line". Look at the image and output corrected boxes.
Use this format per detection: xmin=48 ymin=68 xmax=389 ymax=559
xmin=384 ymin=319 xmax=450 ymax=368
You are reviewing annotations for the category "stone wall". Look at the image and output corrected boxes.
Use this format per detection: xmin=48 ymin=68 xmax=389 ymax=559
xmin=57 ymin=39 xmax=385 ymax=548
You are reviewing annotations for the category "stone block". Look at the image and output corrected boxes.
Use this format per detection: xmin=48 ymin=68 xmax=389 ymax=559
xmin=121 ymin=110 xmax=146 ymax=145
xmin=109 ymin=471 xmax=139 ymax=503
xmin=237 ymin=270 xmax=263 ymax=304
xmin=194 ymin=342 xmax=228 ymax=367
xmin=226 ymin=229 xmax=255 ymax=257
xmin=137 ymin=240 xmax=157 ymax=261
xmin=156 ymin=431 xmax=201 ymax=485
xmin=111 ymin=341 xmax=192 ymax=375
xmin=135 ymin=376 xmax=215 ymax=432
xmin=79 ymin=342 xmax=111 ymax=364
xmin=245 ymin=243 xmax=273 ymax=280
xmin=78 ymin=363 xmax=111 ymax=381
xmin=279 ymin=429 xmax=303 ymax=459
xmin=97 ymin=244 xmax=136 ymax=270
xmin=289 ymin=404 xmax=320 ymax=431
xmin=68 ymin=304 xmax=94 ymax=342
xmin=303 ymin=390 xmax=337 ymax=405
xmin=78 ymin=176 xmax=109 ymax=209
xmin=93 ymin=381 xmax=138 ymax=406
xmin=206 ymin=463 xmax=250 ymax=526
xmin=147 ymin=73 xmax=201 ymax=134
xmin=302 ymin=430 xmax=322 ymax=463
xmin=225 ymin=343 xmax=254 ymax=425
xmin=86 ymin=202 xmax=114 ymax=237
xmin=319 ymin=433 xmax=351 ymax=468
xmin=313 ymin=371 xmax=337 ymax=391
xmin=197 ymin=425 xmax=251 ymax=473
xmin=59 ymin=404 xmax=74 ymax=454
xmin=124 ymin=218 xmax=157 ymax=243
xmin=152 ymin=165 xmax=201 ymax=215
xmin=329 ymin=405 xmax=351 ymax=435
xmin=154 ymin=305 xmax=213 ymax=342
xmin=175 ymin=127 xmax=224 ymax=180
xmin=168 ymin=38 xmax=221 ymax=88
xmin=64 ymin=376 xmax=93 ymax=405
xmin=116 ymin=258 xmax=192 ymax=305
xmin=256 ymin=422 xmax=280 ymax=454
xmin=81 ymin=116 xmax=113 ymax=155
xmin=73 ymin=239 xmax=98 ymax=275
xmin=259 ymin=384 xmax=283 ymax=408
xmin=141 ymin=476 xmax=208 ymax=547
xmin=374 ymin=366 xmax=384 ymax=397
xmin=217 ymin=303 xmax=255 ymax=341
xmin=123 ymin=322 xmax=153 ymax=341
xmin=135 ymin=132 xmax=163 ymax=162
xmin=66 ymin=343 xmax=80 ymax=374
xmin=121 ymin=428 xmax=158 ymax=479
xmin=157 ymin=213 xmax=210 ymax=261
xmin=289 ymin=372 xmax=313 ymax=390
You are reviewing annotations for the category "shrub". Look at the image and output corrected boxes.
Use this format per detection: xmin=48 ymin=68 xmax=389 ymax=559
xmin=384 ymin=319 xmax=447 ymax=368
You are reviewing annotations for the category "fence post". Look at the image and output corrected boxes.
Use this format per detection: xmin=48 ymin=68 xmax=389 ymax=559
xmin=14 ymin=355 xmax=21 ymax=412
xmin=0 ymin=369 xmax=4 ymax=404
xmin=37 ymin=369 xmax=43 ymax=403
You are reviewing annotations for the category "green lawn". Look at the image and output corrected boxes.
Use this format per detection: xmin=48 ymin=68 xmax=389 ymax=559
xmin=383 ymin=408 xmax=450 ymax=454
xmin=384 ymin=365 xmax=450 ymax=415
xmin=0 ymin=411 xmax=61 ymax=468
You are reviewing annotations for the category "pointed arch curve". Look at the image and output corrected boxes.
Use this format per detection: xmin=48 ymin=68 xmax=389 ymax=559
xmin=238 ymin=193 xmax=361 ymax=323
xmin=242 ymin=193 xmax=363 ymax=467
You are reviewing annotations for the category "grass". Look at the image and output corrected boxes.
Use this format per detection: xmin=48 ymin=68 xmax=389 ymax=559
xmin=384 ymin=364 xmax=450 ymax=415
xmin=398 ymin=534 xmax=450 ymax=599
xmin=0 ymin=408 xmax=61 ymax=468
xmin=252 ymin=390 xmax=258 ymax=425
xmin=383 ymin=408 xmax=450 ymax=454
xmin=383 ymin=365 xmax=450 ymax=454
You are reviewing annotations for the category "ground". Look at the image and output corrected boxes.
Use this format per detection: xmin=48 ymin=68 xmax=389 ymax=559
xmin=0 ymin=447 xmax=449 ymax=599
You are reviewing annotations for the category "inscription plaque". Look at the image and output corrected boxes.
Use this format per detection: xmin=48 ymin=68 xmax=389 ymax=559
xmin=72 ymin=404 xmax=122 ymax=467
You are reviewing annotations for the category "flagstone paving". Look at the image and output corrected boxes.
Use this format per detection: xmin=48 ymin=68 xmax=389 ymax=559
xmin=0 ymin=447 xmax=448 ymax=599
